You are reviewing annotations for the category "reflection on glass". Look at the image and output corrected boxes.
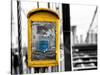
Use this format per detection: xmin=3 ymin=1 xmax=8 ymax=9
xmin=32 ymin=22 xmax=56 ymax=60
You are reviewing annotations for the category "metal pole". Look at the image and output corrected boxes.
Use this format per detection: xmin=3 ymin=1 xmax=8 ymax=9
xmin=62 ymin=4 xmax=72 ymax=71
xmin=17 ymin=0 xmax=23 ymax=74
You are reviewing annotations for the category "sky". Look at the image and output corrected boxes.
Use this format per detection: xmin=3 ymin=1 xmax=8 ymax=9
xmin=12 ymin=1 xmax=97 ymax=47
xmin=70 ymin=4 xmax=97 ymax=41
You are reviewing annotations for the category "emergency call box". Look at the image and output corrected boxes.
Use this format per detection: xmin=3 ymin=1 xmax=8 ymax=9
xmin=27 ymin=8 xmax=60 ymax=67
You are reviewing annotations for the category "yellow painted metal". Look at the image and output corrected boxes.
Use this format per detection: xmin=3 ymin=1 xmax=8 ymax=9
xmin=27 ymin=8 xmax=60 ymax=67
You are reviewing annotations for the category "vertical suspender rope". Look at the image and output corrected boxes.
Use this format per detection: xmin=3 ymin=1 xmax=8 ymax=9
xmin=37 ymin=2 xmax=39 ymax=8
xmin=11 ymin=0 xmax=13 ymax=74
xmin=17 ymin=0 xmax=23 ymax=74
xmin=48 ymin=2 xmax=50 ymax=9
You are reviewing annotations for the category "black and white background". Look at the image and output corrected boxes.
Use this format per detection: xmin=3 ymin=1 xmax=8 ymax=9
xmin=0 ymin=0 xmax=100 ymax=75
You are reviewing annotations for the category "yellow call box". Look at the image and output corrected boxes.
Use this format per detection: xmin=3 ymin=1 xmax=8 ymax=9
xmin=27 ymin=8 xmax=60 ymax=67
